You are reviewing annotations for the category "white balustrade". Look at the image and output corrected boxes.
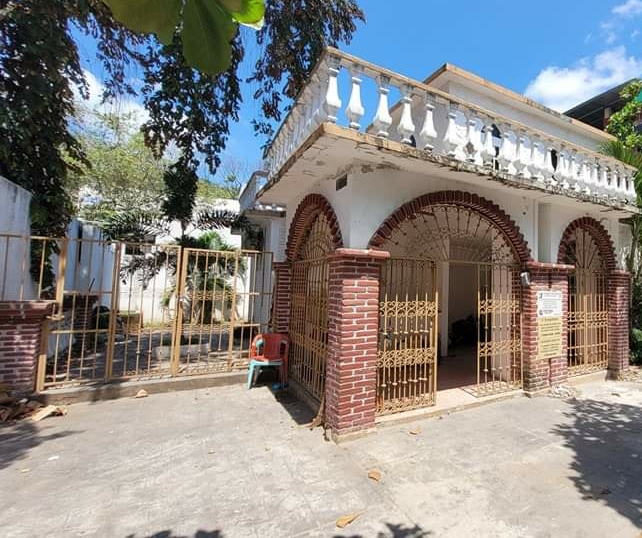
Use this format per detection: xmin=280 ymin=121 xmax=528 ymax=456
xmin=418 ymin=93 xmax=438 ymax=151
xmin=373 ymin=75 xmax=392 ymax=138
xmin=397 ymin=85 xmax=416 ymax=145
xmin=260 ymin=49 xmax=637 ymax=206
xmin=345 ymin=67 xmax=364 ymax=130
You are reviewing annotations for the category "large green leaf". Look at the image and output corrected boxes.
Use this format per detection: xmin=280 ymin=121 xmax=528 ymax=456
xmin=182 ymin=0 xmax=237 ymax=75
xmin=103 ymin=0 xmax=181 ymax=44
xmin=219 ymin=0 xmax=265 ymax=25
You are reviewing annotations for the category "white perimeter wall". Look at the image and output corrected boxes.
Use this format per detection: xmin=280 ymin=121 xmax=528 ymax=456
xmin=0 ymin=176 xmax=33 ymax=300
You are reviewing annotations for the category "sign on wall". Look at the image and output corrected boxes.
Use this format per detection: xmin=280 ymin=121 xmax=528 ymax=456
xmin=537 ymin=290 xmax=563 ymax=360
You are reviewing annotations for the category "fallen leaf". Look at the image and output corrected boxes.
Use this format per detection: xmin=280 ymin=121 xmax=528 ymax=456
xmin=48 ymin=455 xmax=60 ymax=461
xmin=408 ymin=427 xmax=422 ymax=436
xmin=134 ymin=389 xmax=149 ymax=398
xmin=367 ymin=469 xmax=382 ymax=482
xmin=336 ymin=512 xmax=361 ymax=528
xmin=20 ymin=468 xmax=29 ymax=473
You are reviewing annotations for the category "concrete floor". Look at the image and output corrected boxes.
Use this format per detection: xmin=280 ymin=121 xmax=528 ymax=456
xmin=2 ymin=381 xmax=642 ymax=537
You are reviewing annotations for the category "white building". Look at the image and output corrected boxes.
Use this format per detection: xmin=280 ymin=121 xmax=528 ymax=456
xmin=239 ymin=48 xmax=638 ymax=440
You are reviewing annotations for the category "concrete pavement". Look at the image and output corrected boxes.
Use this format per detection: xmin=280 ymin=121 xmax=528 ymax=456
xmin=1 ymin=380 xmax=641 ymax=537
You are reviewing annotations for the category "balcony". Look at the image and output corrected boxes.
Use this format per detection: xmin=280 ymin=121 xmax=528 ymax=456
xmin=261 ymin=48 xmax=638 ymax=208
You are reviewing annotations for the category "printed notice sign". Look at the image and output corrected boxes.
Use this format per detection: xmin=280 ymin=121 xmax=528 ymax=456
xmin=538 ymin=316 xmax=563 ymax=359
xmin=537 ymin=290 xmax=563 ymax=318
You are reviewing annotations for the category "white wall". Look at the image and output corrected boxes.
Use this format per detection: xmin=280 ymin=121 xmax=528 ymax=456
xmin=442 ymin=81 xmax=605 ymax=151
xmin=282 ymin=168 xmax=629 ymax=270
xmin=0 ymin=176 xmax=33 ymax=300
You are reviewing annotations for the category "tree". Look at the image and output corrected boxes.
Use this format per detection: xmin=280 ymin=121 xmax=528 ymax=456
xmin=103 ymin=0 xmax=265 ymax=74
xmin=0 ymin=0 xmax=364 ymax=238
xmin=67 ymin=111 xmax=167 ymax=221
xmin=606 ymin=80 xmax=642 ymax=152
xmin=601 ymin=79 xmax=642 ymax=363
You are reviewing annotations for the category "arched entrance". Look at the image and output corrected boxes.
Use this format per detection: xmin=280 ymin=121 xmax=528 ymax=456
xmin=370 ymin=192 xmax=529 ymax=415
xmin=559 ymin=218 xmax=614 ymax=375
xmin=287 ymin=194 xmax=342 ymax=402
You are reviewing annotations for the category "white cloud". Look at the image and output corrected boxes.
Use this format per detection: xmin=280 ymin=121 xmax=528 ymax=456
xmin=524 ymin=46 xmax=642 ymax=112
xmin=74 ymin=69 xmax=149 ymax=129
xmin=632 ymin=29 xmax=640 ymax=39
xmin=612 ymin=0 xmax=642 ymax=17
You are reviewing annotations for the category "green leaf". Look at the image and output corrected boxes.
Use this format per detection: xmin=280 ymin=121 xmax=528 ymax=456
xmin=182 ymin=0 xmax=237 ymax=75
xmin=219 ymin=0 xmax=265 ymax=24
xmin=103 ymin=0 xmax=181 ymax=44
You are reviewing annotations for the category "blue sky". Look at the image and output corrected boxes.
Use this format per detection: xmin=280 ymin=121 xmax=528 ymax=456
xmin=75 ymin=0 xmax=642 ymax=182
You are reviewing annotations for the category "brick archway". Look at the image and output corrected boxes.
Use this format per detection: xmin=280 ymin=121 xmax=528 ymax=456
xmin=557 ymin=217 xmax=617 ymax=272
xmin=368 ymin=190 xmax=531 ymax=264
xmin=286 ymin=193 xmax=343 ymax=262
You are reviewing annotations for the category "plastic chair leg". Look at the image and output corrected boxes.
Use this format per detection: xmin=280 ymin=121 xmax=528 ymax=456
xmin=247 ymin=362 xmax=255 ymax=389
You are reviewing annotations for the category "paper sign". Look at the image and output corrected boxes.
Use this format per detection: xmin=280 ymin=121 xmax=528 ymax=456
xmin=538 ymin=316 xmax=563 ymax=359
xmin=537 ymin=290 xmax=562 ymax=318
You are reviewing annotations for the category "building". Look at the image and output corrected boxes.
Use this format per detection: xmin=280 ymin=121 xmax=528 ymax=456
xmin=565 ymin=79 xmax=642 ymax=133
xmin=238 ymin=48 xmax=638 ymax=440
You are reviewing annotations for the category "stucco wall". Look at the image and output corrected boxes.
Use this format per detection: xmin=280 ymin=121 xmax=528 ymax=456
xmin=0 ymin=176 xmax=32 ymax=300
xmin=283 ymin=169 xmax=629 ymax=269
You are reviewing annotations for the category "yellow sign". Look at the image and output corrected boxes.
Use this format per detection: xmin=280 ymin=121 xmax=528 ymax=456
xmin=538 ymin=316 xmax=563 ymax=359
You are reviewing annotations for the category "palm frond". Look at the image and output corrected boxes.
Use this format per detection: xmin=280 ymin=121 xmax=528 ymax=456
xmin=102 ymin=209 xmax=171 ymax=242
xmin=194 ymin=208 xmax=249 ymax=231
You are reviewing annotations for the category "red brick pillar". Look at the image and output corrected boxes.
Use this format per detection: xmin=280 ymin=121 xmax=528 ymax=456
xmin=324 ymin=248 xmax=389 ymax=441
xmin=0 ymin=301 xmax=56 ymax=394
xmin=521 ymin=262 xmax=572 ymax=393
xmin=608 ymin=270 xmax=631 ymax=373
xmin=272 ymin=262 xmax=292 ymax=334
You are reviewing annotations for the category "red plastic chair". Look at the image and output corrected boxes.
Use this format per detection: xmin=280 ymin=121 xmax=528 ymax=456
xmin=247 ymin=333 xmax=289 ymax=389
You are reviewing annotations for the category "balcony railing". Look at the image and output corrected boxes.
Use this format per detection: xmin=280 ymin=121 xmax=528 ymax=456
xmin=264 ymin=48 xmax=638 ymax=206
xmin=239 ymin=171 xmax=284 ymax=213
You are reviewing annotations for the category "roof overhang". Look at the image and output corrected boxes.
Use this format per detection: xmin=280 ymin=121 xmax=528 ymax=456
xmin=258 ymin=123 xmax=639 ymax=219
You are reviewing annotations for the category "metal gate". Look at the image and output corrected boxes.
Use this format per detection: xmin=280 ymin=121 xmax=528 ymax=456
xmin=472 ymin=263 xmax=522 ymax=396
xmin=0 ymin=233 xmax=274 ymax=389
xmin=377 ymin=258 xmax=438 ymax=415
xmin=565 ymin=229 xmax=609 ymax=375
xmin=288 ymin=213 xmax=334 ymax=402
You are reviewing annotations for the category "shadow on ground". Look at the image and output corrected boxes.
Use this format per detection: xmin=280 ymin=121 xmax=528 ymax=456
xmin=334 ymin=522 xmax=433 ymax=537
xmin=125 ymin=532 xmax=222 ymax=538
xmin=554 ymin=396 xmax=642 ymax=527
xmin=0 ymin=420 xmax=81 ymax=470
xmin=125 ymin=522 xmax=431 ymax=538
xmin=253 ymin=368 xmax=317 ymax=425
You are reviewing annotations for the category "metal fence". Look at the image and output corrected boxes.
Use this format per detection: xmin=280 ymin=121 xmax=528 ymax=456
xmin=0 ymin=233 xmax=274 ymax=390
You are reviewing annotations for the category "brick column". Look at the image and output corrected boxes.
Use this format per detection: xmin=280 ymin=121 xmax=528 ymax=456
xmin=521 ymin=262 xmax=572 ymax=393
xmin=324 ymin=248 xmax=389 ymax=441
xmin=608 ymin=270 xmax=631 ymax=373
xmin=272 ymin=262 xmax=292 ymax=334
xmin=0 ymin=301 xmax=56 ymax=395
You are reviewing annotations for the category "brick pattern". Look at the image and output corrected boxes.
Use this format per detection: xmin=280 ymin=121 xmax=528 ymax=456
xmin=0 ymin=301 xmax=56 ymax=394
xmin=325 ymin=249 xmax=389 ymax=438
xmin=557 ymin=217 xmax=616 ymax=271
xmin=271 ymin=262 xmax=292 ymax=334
xmin=608 ymin=270 xmax=631 ymax=372
xmin=286 ymin=193 xmax=343 ymax=262
xmin=521 ymin=262 xmax=573 ymax=392
xmin=368 ymin=190 xmax=531 ymax=264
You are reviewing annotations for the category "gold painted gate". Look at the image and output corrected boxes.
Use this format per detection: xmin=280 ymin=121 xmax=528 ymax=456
xmin=288 ymin=213 xmax=334 ymax=402
xmin=0 ymin=233 xmax=274 ymax=389
xmin=377 ymin=258 xmax=438 ymax=415
xmin=565 ymin=229 xmax=609 ymax=375
xmin=473 ymin=263 xmax=522 ymax=396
